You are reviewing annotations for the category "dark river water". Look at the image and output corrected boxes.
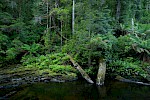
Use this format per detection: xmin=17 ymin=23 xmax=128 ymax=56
xmin=3 ymin=80 xmax=150 ymax=100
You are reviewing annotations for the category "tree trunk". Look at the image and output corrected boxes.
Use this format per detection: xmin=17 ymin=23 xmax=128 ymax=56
xmin=96 ymin=59 xmax=106 ymax=85
xmin=116 ymin=0 xmax=121 ymax=21
xmin=61 ymin=21 xmax=63 ymax=51
xmin=72 ymin=0 xmax=75 ymax=34
xmin=47 ymin=0 xmax=49 ymax=31
xmin=68 ymin=54 xmax=94 ymax=84
xmin=131 ymin=18 xmax=134 ymax=33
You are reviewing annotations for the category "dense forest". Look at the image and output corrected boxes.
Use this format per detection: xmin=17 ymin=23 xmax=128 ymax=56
xmin=0 ymin=0 xmax=150 ymax=83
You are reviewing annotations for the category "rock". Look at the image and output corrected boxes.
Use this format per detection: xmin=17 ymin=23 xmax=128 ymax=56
xmin=0 ymin=86 xmax=4 ymax=89
xmin=42 ymin=72 xmax=49 ymax=75
xmin=40 ymin=77 xmax=50 ymax=82
xmin=12 ymin=78 xmax=22 ymax=82
xmin=51 ymin=78 xmax=65 ymax=82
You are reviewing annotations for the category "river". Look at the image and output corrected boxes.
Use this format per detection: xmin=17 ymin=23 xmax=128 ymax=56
xmin=4 ymin=80 xmax=149 ymax=100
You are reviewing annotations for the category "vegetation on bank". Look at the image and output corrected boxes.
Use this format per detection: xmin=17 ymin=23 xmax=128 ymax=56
xmin=0 ymin=0 xmax=150 ymax=82
xmin=21 ymin=53 xmax=77 ymax=79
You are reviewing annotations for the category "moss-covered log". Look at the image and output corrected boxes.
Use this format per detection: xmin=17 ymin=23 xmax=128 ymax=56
xmin=67 ymin=54 xmax=94 ymax=84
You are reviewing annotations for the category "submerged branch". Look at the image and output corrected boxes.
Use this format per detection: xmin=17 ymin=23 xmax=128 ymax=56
xmin=115 ymin=76 xmax=150 ymax=86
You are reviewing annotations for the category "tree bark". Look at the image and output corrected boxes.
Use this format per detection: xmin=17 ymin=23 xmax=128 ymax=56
xmin=67 ymin=54 xmax=94 ymax=84
xmin=132 ymin=18 xmax=134 ymax=33
xmin=96 ymin=59 xmax=106 ymax=85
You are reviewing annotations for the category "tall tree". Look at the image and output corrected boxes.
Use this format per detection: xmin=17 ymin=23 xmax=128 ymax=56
xmin=72 ymin=0 xmax=75 ymax=34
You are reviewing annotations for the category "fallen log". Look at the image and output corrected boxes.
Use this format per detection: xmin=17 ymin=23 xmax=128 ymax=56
xmin=96 ymin=59 xmax=106 ymax=85
xmin=115 ymin=75 xmax=150 ymax=86
xmin=67 ymin=54 xmax=94 ymax=84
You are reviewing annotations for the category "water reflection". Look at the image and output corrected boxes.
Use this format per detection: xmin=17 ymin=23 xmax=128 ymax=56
xmin=10 ymin=80 xmax=150 ymax=100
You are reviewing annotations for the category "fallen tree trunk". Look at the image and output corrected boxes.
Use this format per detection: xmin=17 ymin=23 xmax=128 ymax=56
xmin=67 ymin=54 xmax=94 ymax=84
xmin=115 ymin=76 xmax=150 ymax=86
xmin=96 ymin=59 xmax=106 ymax=85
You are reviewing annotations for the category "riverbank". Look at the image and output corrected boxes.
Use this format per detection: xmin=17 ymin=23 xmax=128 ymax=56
xmin=1 ymin=63 xmax=150 ymax=99
xmin=0 ymin=64 xmax=78 ymax=89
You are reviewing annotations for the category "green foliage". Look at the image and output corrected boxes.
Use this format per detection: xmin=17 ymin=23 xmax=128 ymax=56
xmin=108 ymin=58 xmax=148 ymax=78
xmin=21 ymin=53 xmax=68 ymax=67
xmin=1 ymin=0 xmax=150 ymax=81
xmin=84 ymin=66 xmax=97 ymax=75
xmin=49 ymin=65 xmax=76 ymax=74
xmin=21 ymin=43 xmax=41 ymax=55
xmin=130 ymin=35 xmax=150 ymax=55
xmin=75 ymin=1 xmax=113 ymax=34
xmin=0 ymin=32 xmax=8 ymax=49
xmin=6 ymin=47 xmax=18 ymax=60
xmin=138 ymin=24 xmax=150 ymax=32
xmin=21 ymin=53 xmax=76 ymax=74
xmin=63 ymin=33 xmax=116 ymax=66
xmin=107 ymin=34 xmax=149 ymax=79
xmin=63 ymin=31 xmax=150 ymax=79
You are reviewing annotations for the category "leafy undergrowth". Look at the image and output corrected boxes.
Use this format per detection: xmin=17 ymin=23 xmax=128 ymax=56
xmin=20 ymin=53 xmax=77 ymax=81
xmin=107 ymin=57 xmax=150 ymax=82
